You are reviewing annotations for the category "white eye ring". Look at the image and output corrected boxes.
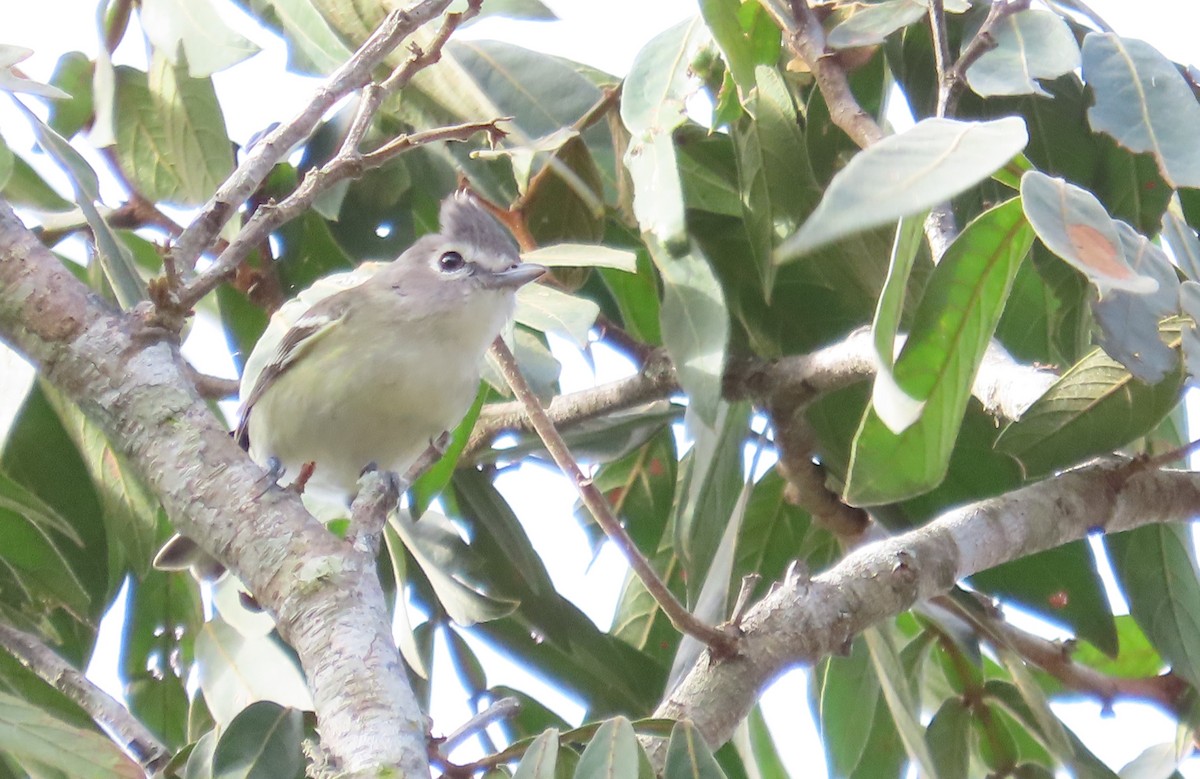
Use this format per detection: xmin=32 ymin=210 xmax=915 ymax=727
xmin=438 ymin=251 xmax=466 ymax=273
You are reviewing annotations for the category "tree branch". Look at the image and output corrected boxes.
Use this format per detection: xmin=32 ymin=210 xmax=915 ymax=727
xmin=648 ymin=459 xmax=1200 ymax=762
xmin=489 ymin=338 xmax=737 ymax=654
xmin=0 ymin=621 xmax=171 ymax=774
xmin=167 ymin=0 xmax=454 ymax=276
xmin=0 ymin=200 xmax=429 ymax=776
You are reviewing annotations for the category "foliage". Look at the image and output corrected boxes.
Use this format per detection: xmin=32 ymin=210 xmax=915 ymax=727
xmin=1 ymin=0 xmax=1199 ymax=776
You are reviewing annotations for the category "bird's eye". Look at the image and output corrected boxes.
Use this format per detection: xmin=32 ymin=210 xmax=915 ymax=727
xmin=438 ymin=251 xmax=466 ymax=273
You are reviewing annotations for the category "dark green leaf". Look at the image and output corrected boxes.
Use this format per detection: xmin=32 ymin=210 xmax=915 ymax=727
xmin=574 ymin=716 xmax=639 ymax=779
xmin=212 ymin=702 xmax=304 ymax=779
xmin=664 ymin=720 xmax=726 ymax=779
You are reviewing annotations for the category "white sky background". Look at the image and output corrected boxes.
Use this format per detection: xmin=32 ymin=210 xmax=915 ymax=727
xmin=4 ymin=0 xmax=1200 ymax=776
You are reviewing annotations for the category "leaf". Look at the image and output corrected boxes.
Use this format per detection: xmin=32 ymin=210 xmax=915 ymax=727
xmin=1082 ymin=33 xmax=1200 ymax=189
xmin=523 ymin=134 xmax=605 ymax=244
xmin=513 ymin=728 xmax=559 ymax=779
xmin=0 ymin=45 xmax=70 ymax=99
xmin=1181 ymin=281 xmax=1200 ymax=381
xmin=1090 ymin=221 xmax=1180 ymax=383
xmin=1107 ymin=525 xmax=1200 ymax=692
xmin=646 ymin=238 xmax=729 ymax=426
xmin=0 ymin=691 xmax=141 ymax=778
xmin=870 ymin=213 xmax=928 ymax=433
xmin=141 ymin=0 xmax=261 ymax=77
xmin=780 ymin=117 xmax=1029 ymax=259
xmin=1162 ymin=211 xmax=1200 ymax=282
xmin=113 ymin=56 xmax=234 ymax=206
xmin=1 ymin=152 xmax=72 ymax=211
xmin=732 ymin=65 xmax=819 ymax=297
xmin=664 ymin=720 xmax=726 ymax=779
xmin=994 ymin=325 xmax=1184 ymax=478
xmin=827 ymin=0 xmax=927 ymax=48
xmin=248 ymin=0 xmax=353 ymax=75
xmin=523 ymin=243 xmax=637 ymax=272
xmin=385 ymin=513 xmax=519 ymax=627
xmin=212 ymin=702 xmax=304 ymax=779
xmin=925 ymin=698 xmax=971 ymax=778
xmin=574 ymin=716 xmax=640 ymax=779
xmin=966 ymin=10 xmax=1081 ymax=97
xmin=845 ymin=199 xmax=1034 ymax=506
xmin=863 ymin=627 xmax=939 ymax=779
xmin=673 ymin=403 xmax=749 ymax=601
xmin=1020 ymin=170 xmax=1158 ymax=295
xmin=15 ymin=102 xmax=145 ymax=307
xmin=621 ymin=17 xmax=708 ymax=247
xmin=194 ymin=617 xmax=313 ymax=727
xmin=515 ymin=284 xmax=601 ymax=347
xmin=47 ymin=52 xmax=94 ymax=138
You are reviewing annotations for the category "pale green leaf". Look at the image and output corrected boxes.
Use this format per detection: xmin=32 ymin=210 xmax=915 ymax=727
xmin=966 ymin=10 xmax=1081 ymax=97
xmin=195 ymin=617 xmax=314 ymax=727
xmin=1020 ymin=171 xmax=1157 ymax=294
xmin=142 ymin=0 xmax=261 ymax=77
xmin=780 ymin=117 xmax=1028 ymax=259
xmin=523 ymin=243 xmax=637 ymax=272
xmin=0 ymin=691 xmax=141 ymax=778
xmin=1083 ymin=33 xmax=1200 ymax=189
xmin=827 ymin=0 xmax=926 ymax=48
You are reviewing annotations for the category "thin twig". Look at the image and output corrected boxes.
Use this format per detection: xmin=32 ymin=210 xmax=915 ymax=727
xmin=438 ymin=696 xmax=521 ymax=757
xmin=942 ymin=0 xmax=1032 ymax=116
xmin=935 ymin=596 xmax=1190 ymax=715
xmin=176 ymin=120 xmax=505 ymax=310
xmin=488 ymin=338 xmax=737 ymax=655
xmin=464 ymin=348 xmax=678 ymax=460
xmin=0 ymin=621 xmax=172 ymax=774
xmin=167 ymin=0 xmax=454 ymax=276
xmin=183 ymin=365 xmax=239 ymax=400
xmin=929 ymin=0 xmax=953 ymax=117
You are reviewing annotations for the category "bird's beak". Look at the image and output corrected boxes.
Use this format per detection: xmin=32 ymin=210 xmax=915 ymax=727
xmin=480 ymin=262 xmax=546 ymax=290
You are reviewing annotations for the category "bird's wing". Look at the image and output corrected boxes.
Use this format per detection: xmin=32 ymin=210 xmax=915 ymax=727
xmin=235 ymin=292 xmax=353 ymax=447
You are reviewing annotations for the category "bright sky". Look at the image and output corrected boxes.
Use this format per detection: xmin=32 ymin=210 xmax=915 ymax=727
xmin=4 ymin=0 xmax=1200 ymax=776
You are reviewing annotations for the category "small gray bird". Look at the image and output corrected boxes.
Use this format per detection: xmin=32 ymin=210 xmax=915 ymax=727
xmin=156 ymin=192 xmax=543 ymax=571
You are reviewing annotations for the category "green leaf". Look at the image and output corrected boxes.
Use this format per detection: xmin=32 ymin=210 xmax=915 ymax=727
xmin=212 ymin=702 xmax=304 ymax=779
xmin=194 ymin=617 xmax=313 ymax=727
xmin=47 ymin=52 xmax=93 ymax=138
xmin=646 ymin=238 xmax=729 ymax=426
xmin=1082 ymin=33 xmax=1200 ymax=189
xmin=664 ymin=720 xmax=726 ymax=779
xmin=966 ymin=10 xmax=1080 ymax=97
xmin=732 ymin=65 xmax=819 ymax=297
xmin=574 ymin=717 xmax=639 ymax=779
xmin=0 ymin=691 xmax=141 ymax=778
xmin=245 ymin=0 xmax=353 ymax=75
xmin=515 ymin=284 xmax=600 ymax=347
xmin=827 ymin=0 xmax=926 ymax=48
xmin=621 ymin=17 xmax=708 ymax=247
xmin=1 ymin=152 xmax=72 ymax=211
xmin=925 ymin=698 xmax=971 ymax=778
xmin=1108 ymin=525 xmax=1200 ymax=692
xmin=524 ymin=244 xmax=637 ymax=273
xmin=523 ymin=135 xmax=605 ymax=244
xmin=1162 ymin=211 xmax=1200 ymax=282
xmin=994 ymin=326 xmax=1184 ymax=478
xmin=868 ymin=213 xmax=928 ymax=432
xmin=863 ymin=627 xmax=939 ymax=779
xmin=970 ymin=541 xmax=1118 ymax=657
xmin=845 ymin=198 xmax=1033 ymax=506
xmin=513 ymin=728 xmax=559 ymax=779
xmin=113 ymin=55 xmax=234 ymax=206
xmin=385 ymin=512 xmax=519 ymax=627
xmin=780 ymin=117 xmax=1028 ymax=260
xmin=42 ymin=384 xmax=160 ymax=576
xmin=14 ymin=102 xmax=145 ymax=307
xmin=1020 ymin=170 xmax=1157 ymax=294
xmin=1090 ymin=221 xmax=1180 ymax=383
xmin=141 ymin=0 xmax=260 ymax=77
xmin=673 ymin=402 xmax=749 ymax=601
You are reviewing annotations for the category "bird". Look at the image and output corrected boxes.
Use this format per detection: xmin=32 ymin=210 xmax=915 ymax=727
xmin=155 ymin=191 xmax=544 ymax=572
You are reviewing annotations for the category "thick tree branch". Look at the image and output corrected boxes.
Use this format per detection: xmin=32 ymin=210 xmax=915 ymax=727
xmin=649 ymin=459 xmax=1200 ymax=762
xmin=0 ymin=621 xmax=171 ymax=774
xmin=0 ymin=201 xmax=428 ymax=777
xmin=167 ymin=0 xmax=454 ymax=276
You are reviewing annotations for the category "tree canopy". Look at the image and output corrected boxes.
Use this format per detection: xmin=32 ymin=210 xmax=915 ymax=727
xmin=1 ymin=0 xmax=1200 ymax=777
